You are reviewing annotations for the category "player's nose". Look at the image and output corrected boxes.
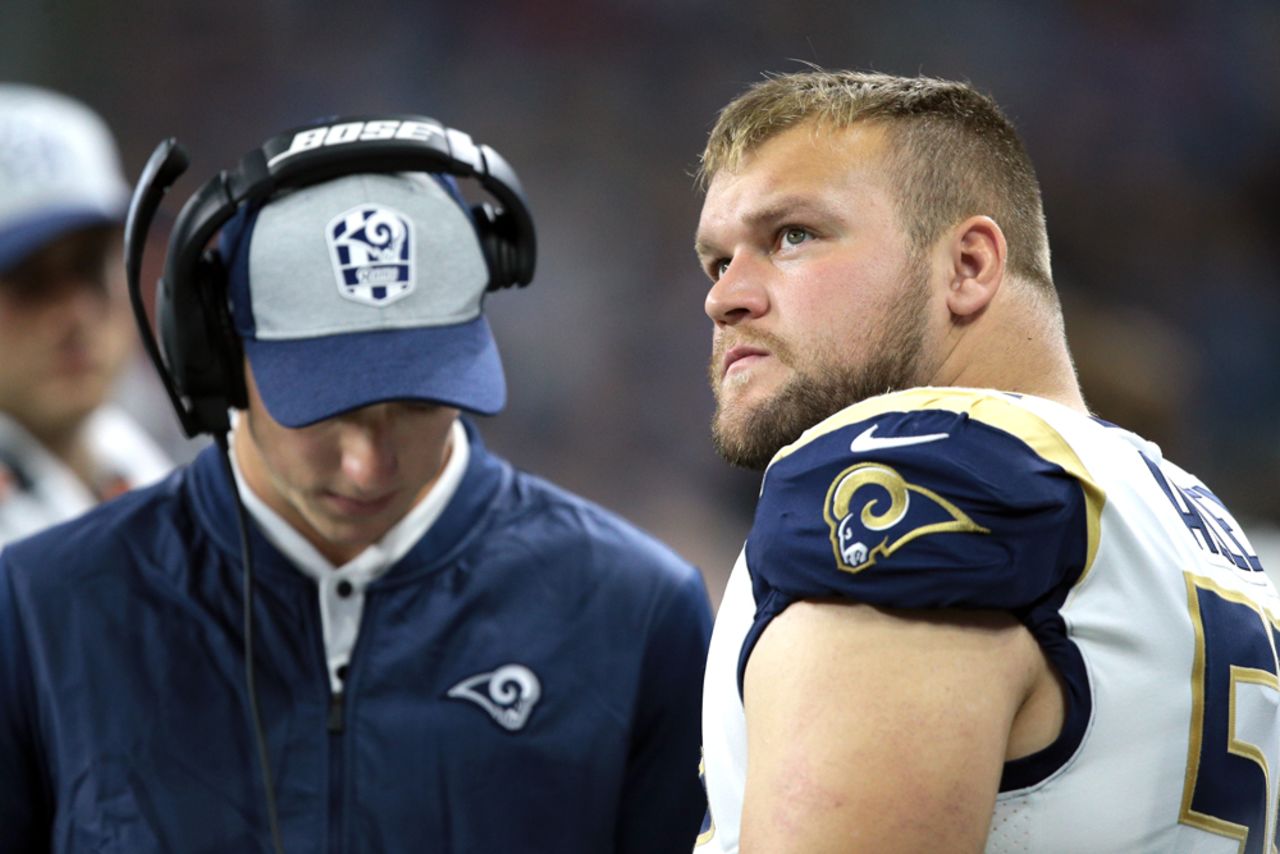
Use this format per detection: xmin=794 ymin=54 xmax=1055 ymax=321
xmin=705 ymin=254 xmax=769 ymax=326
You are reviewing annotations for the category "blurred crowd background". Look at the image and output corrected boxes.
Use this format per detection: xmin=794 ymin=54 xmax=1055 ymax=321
xmin=3 ymin=0 xmax=1277 ymax=601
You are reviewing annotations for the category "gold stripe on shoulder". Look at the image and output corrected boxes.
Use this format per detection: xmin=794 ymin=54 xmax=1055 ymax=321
xmin=769 ymin=388 xmax=1107 ymax=582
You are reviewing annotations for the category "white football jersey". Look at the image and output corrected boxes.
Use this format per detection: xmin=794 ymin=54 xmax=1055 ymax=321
xmin=699 ymin=388 xmax=1280 ymax=853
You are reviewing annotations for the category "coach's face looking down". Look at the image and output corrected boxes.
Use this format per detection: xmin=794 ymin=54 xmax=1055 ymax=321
xmin=233 ymin=361 xmax=459 ymax=566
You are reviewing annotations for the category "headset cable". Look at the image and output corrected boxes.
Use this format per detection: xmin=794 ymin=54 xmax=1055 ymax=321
xmin=216 ymin=434 xmax=286 ymax=854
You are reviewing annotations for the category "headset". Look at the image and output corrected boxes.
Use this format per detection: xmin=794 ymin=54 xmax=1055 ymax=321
xmin=125 ymin=114 xmax=537 ymax=439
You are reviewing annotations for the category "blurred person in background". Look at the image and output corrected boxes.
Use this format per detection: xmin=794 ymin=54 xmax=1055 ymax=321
xmin=694 ymin=69 xmax=1278 ymax=853
xmin=0 ymin=84 xmax=169 ymax=545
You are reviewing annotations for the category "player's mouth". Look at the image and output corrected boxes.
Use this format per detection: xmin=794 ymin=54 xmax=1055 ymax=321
xmin=722 ymin=344 xmax=770 ymax=379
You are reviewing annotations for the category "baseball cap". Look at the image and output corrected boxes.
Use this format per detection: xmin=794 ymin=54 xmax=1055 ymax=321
xmin=0 ymin=84 xmax=128 ymax=274
xmin=221 ymin=171 xmax=505 ymax=428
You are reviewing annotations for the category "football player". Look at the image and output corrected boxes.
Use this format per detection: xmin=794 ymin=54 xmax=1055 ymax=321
xmin=693 ymin=70 xmax=1278 ymax=853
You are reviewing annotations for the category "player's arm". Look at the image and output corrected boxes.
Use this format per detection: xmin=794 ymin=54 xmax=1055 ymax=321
xmin=740 ymin=599 xmax=1052 ymax=854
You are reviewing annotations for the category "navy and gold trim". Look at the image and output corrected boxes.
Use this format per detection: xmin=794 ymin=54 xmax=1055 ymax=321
xmin=773 ymin=388 xmax=1106 ymax=582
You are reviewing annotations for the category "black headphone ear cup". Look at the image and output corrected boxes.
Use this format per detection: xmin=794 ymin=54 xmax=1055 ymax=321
xmin=509 ymin=220 xmax=533 ymax=285
xmin=195 ymin=250 xmax=247 ymax=410
xmin=160 ymin=250 xmax=244 ymax=433
xmin=488 ymin=233 xmax=517 ymax=291
xmin=471 ymin=202 xmax=513 ymax=290
xmin=471 ymin=201 xmax=529 ymax=290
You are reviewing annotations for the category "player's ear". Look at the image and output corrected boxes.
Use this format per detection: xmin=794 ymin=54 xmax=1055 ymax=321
xmin=944 ymin=215 xmax=1006 ymax=319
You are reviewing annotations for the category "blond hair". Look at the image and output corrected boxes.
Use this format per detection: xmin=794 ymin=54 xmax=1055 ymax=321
xmin=699 ymin=70 xmax=1053 ymax=291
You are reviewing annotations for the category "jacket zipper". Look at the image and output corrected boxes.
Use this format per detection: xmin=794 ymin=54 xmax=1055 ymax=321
xmin=328 ymin=688 xmax=345 ymax=852
xmin=328 ymin=691 xmax=345 ymax=733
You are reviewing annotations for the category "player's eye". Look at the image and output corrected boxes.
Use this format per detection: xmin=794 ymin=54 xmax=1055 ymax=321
xmin=780 ymin=226 xmax=811 ymax=247
xmin=710 ymin=258 xmax=731 ymax=280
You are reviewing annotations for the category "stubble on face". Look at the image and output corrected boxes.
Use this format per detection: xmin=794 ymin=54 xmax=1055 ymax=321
xmin=709 ymin=262 xmax=931 ymax=471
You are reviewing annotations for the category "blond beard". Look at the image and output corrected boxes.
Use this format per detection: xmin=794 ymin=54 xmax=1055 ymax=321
xmin=709 ymin=270 xmax=930 ymax=470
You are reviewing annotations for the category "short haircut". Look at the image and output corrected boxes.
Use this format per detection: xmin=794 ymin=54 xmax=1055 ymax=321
xmin=699 ymin=70 xmax=1054 ymax=291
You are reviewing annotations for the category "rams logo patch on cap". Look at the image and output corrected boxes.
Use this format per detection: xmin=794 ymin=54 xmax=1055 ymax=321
xmin=823 ymin=462 xmax=989 ymax=573
xmin=327 ymin=203 xmax=414 ymax=307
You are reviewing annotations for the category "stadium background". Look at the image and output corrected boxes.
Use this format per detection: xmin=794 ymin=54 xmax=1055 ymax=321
xmin=4 ymin=0 xmax=1277 ymax=601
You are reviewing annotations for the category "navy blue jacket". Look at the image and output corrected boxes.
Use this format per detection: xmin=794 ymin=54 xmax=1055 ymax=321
xmin=0 ymin=423 xmax=713 ymax=852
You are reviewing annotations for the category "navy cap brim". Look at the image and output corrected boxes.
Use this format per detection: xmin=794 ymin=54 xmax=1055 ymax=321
xmin=0 ymin=206 xmax=123 ymax=274
xmin=243 ymin=315 xmax=506 ymax=428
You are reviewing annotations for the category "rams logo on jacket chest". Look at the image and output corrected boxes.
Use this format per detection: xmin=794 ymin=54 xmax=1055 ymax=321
xmin=823 ymin=462 xmax=989 ymax=573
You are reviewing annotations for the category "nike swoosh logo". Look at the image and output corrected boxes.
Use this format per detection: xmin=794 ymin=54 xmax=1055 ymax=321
xmin=849 ymin=424 xmax=950 ymax=453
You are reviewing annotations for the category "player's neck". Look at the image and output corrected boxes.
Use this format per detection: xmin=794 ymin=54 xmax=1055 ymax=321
xmin=931 ymin=293 xmax=1088 ymax=413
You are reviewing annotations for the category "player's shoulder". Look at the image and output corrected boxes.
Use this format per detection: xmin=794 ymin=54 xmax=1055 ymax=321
xmin=746 ymin=388 xmax=1106 ymax=610
xmin=763 ymin=387 xmax=1105 ymax=521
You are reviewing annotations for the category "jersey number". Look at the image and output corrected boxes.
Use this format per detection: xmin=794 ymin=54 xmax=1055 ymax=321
xmin=1180 ymin=573 xmax=1280 ymax=854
